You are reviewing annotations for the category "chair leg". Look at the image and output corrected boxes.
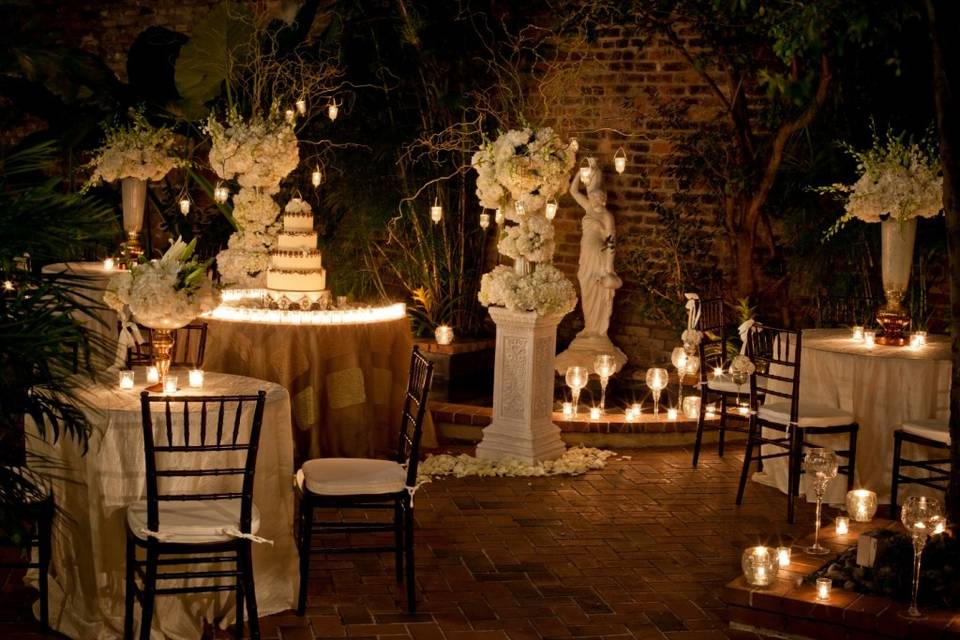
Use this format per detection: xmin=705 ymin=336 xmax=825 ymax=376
xmin=138 ymin=545 xmax=159 ymax=640
xmin=787 ymin=428 xmax=802 ymax=525
xmin=718 ymin=395 xmax=728 ymax=458
xmin=123 ymin=535 xmax=136 ymax=640
xmin=296 ymin=498 xmax=312 ymax=616
xmin=692 ymin=393 xmax=707 ymax=468
xmin=846 ymin=425 xmax=858 ymax=491
xmin=404 ymin=502 xmax=416 ymax=613
xmin=37 ymin=507 xmax=51 ymax=630
xmin=240 ymin=542 xmax=260 ymax=639
xmin=891 ymin=431 xmax=903 ymax=515
xmin=394 ymin=500 xmax=404 ymax=583
xmin=735 ymin=417 xmax=756 ymax=506
xmin=236 ymin=547 xmax=245 ymax=639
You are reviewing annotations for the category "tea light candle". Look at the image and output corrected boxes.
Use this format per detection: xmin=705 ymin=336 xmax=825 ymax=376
xmin=590 ymin=406 xmax=602 ymax=420
xmin=713 ymin=366 xmax=724 ymax=379
xmin=741 ymin=546 xmax=778 ymax=586
xmin=776 ymin=546 xmax=791 ymax=568
xmin=435 ymin=325 xmax=454 ymax=345
xmin=738 ymin=404 xmax=750 ymax=416
xmin=909 ymin=331 xmax=927 ymax=349
xmin=285 ymin=108 xmax=296 ymax=123
xmin=188 ymin=369 xmax=204 ymax=388
xmin=103 ymin=257 xmax=114 ymax=271
xmin=705 ymin=403 xmax=717 ymax=418
xmin=852 ymin=325 xmax=864 ymax=341
xmin=118 ymin=369 xmax=135 ymax=390
xmin=667 ymin=407 xmax=678 ymax=420
xmin=562 ymin=402 xmax=574 ymax=418
xmin=625 ymin=407 xmax=636 ymax=421
xmin=682 ymin=396 xmax=700 ymax=419
xmin=816 ymin=577 xmax=831 ymax=601
xmin=835 ymin=516 xmax=849 ymax=535
xmin=146 ymin=366 xmax=160 ymax=384
xmin=845 ymin=489 xmax=878 ymax=522
xmin=163 ymin=375 xmax=178 ymax=394
xmin=864 ymin=330 xmax=876 ymax=348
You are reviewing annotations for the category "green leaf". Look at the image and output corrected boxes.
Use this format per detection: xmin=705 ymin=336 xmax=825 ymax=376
xmin=174 ymin=2 xmax=254 ymax=119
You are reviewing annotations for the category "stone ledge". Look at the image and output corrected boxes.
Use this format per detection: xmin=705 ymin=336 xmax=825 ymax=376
xmin=413 ymin=337 xmax=496 ymax=355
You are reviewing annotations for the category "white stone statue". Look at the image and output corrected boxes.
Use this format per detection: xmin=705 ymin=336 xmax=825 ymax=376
xmin=555 ymin=158 xmax=628 ymax=374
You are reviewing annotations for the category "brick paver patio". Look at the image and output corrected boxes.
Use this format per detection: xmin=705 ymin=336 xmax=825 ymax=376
xmin=0 ymin=444 xmax=817 ymax=639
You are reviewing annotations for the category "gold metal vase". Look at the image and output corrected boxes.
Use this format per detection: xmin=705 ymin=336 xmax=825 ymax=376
xmin=147 ymin=329 xmax=175 ymax=392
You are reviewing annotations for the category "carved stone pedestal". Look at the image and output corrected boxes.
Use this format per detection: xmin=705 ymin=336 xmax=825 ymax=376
xmin=476 ymin=307 xmax=567 ymax=464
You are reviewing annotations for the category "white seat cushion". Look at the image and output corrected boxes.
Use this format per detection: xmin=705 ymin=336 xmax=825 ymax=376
xmin=902 ymin=418 xmax=951 ymax=444
xmin=298 ymin=458 xmax=407 ymax=496
xmin=706 ymin=373 xmax=743 ymax=394
xmin=126 ymin=499 xmax=260 ymax=543
xmin=758 ymin=401 xmax=854 ymax=428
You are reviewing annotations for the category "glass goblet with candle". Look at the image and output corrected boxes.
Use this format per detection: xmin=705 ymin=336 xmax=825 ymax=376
xmin=593 ymin=354 xmax=617 ymax=413
xmin=565 ymin=366 xmax=589 ymax=416
xmin=645 ymin=367 xmax=668 ymax=416
xmin=803 ymin=448 xmax=839 ymax=555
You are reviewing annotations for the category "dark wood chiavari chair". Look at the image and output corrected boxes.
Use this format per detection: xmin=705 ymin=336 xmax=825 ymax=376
xmin=814 ymin=295 xmax=878 ymax=328
xmin=891 ymin=418 xmax=951 ymax=512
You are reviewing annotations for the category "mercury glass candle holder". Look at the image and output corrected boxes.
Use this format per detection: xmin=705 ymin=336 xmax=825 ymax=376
xmin=435 ymin=325 xmax=454 ymax=345
xmin=846 ymin=489 xmax=878 ymax=522
xmin=741 ymin=546 xmax=778 ymax=587
xmin=682 ymin=396 xmax=700 ymax=420
xmin=118 ymin=369 xmax=135 ymax=390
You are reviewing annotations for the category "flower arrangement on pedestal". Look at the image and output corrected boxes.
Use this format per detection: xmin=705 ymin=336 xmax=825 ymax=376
xmin=207 ymin=111 xmax=300 ymax=287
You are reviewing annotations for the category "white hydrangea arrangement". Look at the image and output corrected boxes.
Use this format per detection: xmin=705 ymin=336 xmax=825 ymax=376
xmin=472 ymin=127 xmax=576 ymax=221
xmin=820 ymin=131 xmax=942 ymax=236
xmin=86 ymin=111 xmax=185 ymax=184
xmin=479 ymin=264 xmax=577 ymax=317
xmin=103 ymin=237 xmax=220 ymax=328
xmin=215 ymin=187 xmax=282 ymax=287
xmin=206 ymin=112 xmax=300 ymax=189
xmin=498 ymin=214 xmax=556 ymax=262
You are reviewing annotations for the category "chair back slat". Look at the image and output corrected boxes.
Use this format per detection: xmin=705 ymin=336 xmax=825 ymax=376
xmin=396 ymin=347 xmax=435 ymax=487
xmin=125 ymin=321 xmax=209 ymax=369
xmin=746 ymin=324 xmax=802 ymax=422
xmin=697 ymin=298 xmax=728 ymax=383
xmin=814 ymin=295 xmax=877 ymax=328
xmin=138 ymin=391 xmax=267 ymax=534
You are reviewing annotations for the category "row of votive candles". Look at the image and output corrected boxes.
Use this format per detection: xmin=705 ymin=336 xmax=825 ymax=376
xmin=561 ymin=398 xmax=704 ymax=421
xmin=119 ymin=368 xmax=205 ymax=392
xmin=852 ymin=326 xmax=928 ymax=349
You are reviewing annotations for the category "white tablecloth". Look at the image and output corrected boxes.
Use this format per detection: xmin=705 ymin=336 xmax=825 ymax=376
xmin=42 ymin=262 xmax=119 ymax=367
xmin=754 ymin=328 xmax=951 ymax=504
xmin=25 ymin=370 xmax=298 ymax=639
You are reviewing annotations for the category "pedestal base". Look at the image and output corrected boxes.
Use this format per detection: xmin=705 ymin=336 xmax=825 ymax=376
xmin=554 ymin=332 xmax=628 ymax=375
xmin=475 ymin=418 xmax=567 ymax=463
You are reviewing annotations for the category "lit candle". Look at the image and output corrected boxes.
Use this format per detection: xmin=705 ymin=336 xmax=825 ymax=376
xmin=479 ymin=213 xmax=490 ymax=229
xmin=188 ymin=369 xmax=204 ymax=388
xmin=103 ymin=257 xmax=114 ymax=271
xmin=713 ymin=366 xmax=724 ymax=379
xmin=614 ymin=147 xmax=627 ymax=174
xmin=631 ymin=403 xmax=642 ymax=419
xmin=545 ymin=200 xmax=558 ymax=220
xmin=179 ymin=197 xmax=191 ymax=215
xmin=430 ymin=203 xmax=443 ymax=223
xmin=163 ymin=375 xmax=178 ymax=394
xmin=327 ymin=100 xmax=339 ymax=121
xmin=738 ymin=404 xmax=750 ymax=415
xmin=118 ymin=369 xmax=135 ymax=390
xmin=311 ymin=167 xmax=323 ymax=187
xmin=625 ymin=407 xmax=636 ymax=421
xmin=590 ymin=406 xmax=602 ymax=420
xmin=864 ymin=330 xmax=876 ymax=348
xmin=146 ymin=366 xmax=160 ymax=384
xmin=742 ymin=546 xmax=777 ymax=586
xmin=562 ymin=402 xmax=574 ymax=418
xmin=835 ymin=516 xmax=849 ymax=535
xmin=776 ymin=546 xmax=791 ymax=568
xmin=705 ymin=403 xmax=717 ymax=418
xmin=845 ymin=489 xmax=878 ymax=522
xmin=667 ymin=407 xmax=678 ymax=420
xmin=852 ymin=325 xmax=864 ymax=341
xmin=285 ymin=108 xmax=295 ymax=123
xmin=296 ymin=98 xmax=307 ymax=115
xmin=816 ymin=577 xmax=831 ymax=601
xmin=682 ymin=396 xmax=700 ymax=420
xmin=435 ymin=325 xmax=454 ymax=345
xmin=494 ymin=208 xmax=504 ymax=225
xmin=579 ymin=166 xmax=592 ymax=183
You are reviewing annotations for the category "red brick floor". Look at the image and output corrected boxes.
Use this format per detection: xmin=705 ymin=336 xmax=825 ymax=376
xmin=0 ymin=444 xmax=818 ymax=639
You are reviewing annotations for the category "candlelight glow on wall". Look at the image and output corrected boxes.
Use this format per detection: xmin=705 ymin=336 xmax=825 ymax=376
xmin=846 ymin=489 xmax=878 ymax=522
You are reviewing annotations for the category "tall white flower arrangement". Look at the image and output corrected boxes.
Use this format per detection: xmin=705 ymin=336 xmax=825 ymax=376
xmin=207 ymin=111 xmax=300 ymax=287
xmin=85 ymin=110 xmax=186 ymax=185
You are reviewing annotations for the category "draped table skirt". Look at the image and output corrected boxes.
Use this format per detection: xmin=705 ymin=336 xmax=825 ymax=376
xmin=25 ymin=370 xmax=298 ymax=640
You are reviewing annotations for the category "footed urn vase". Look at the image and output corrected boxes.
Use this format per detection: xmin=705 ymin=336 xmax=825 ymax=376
xmin=876 ymin=218 xmax=917 ymax=345
xmin=121 ymin=177 xmax=147 ymax=260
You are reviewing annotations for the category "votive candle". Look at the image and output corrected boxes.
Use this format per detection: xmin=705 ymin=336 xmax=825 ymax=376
xmin=163 ymin=375 xmax=178 ymax=394
xmin=562 ymin=402 xmax=574 ymax=418
xmin=713 ymin=366 xmax=724 ymax=379
xmin=667 ymin=407 xmax=678 ymax=420
xmin=864 ymin=330 xmax=876 ymax=348
xmin=741 ymin=546 xmax=778 ymax=586
xmin=835 ymin=516 xmax=849 ymax=535
xmin=118 ymin=369 xmax=135 ymax=390
xmin=435 ymin=325 xmax=454 ymax=345
xmin=852 ymin=325 xmax=864 ymax=341
xmin=188 ymin=369 xmax=204 ymax=388
xmin=705 ymin=403 xmax=717 ymax=418
xmin=845 ymin=489 xmax=878 ymax=522
xmin=816 ymin=577 xmax=831 ymax=601
xmin=103 ymin=257 xmax=114 ymax=271
xmin=776 ymin=546 xmax=791 ymax=568
xmin=631 ymin=402 xmax=642 ymax=417
xmin=146 ymin=366 xmax=160 ymax=384
xmin=590 ymin=406 xmax=602 ymax=420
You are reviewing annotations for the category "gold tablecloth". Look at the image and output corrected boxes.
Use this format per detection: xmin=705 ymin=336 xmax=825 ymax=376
xmin=202 ymin=315 xmax=435 ymax=460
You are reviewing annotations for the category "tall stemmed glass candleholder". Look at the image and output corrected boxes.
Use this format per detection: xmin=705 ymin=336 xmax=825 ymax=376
xmin=730 ymin=358 xmax=750 ymax=408
xmin=593 ymin=355 xmax=616 ymax=413
xmin=645 ymin=368 xmax=668 ymax=416
xmin=671 ymin=347 xmax=688 ymax=406
xmin=900 ymin=496 xmax=946 ymax=618
xmin=803 ymin=448 xmax=839 ymax=555
xmin=565 ymin=366 xmax=589 ymax=416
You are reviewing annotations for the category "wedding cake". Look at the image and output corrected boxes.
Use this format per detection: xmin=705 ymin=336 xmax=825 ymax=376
xmin=266 ymin=198 xmax=331 ymax=308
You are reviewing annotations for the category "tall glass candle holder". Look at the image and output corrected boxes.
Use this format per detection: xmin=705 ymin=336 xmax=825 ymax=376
xmin=565 ymin=366 xmax=589 ymax=416
xmin=901 ymin=497 xmax=946 ymax=618
xmin=645 ymin=368 xmax=668 ymax=416
xmin=593 ymin=354 xmax=616 ymax=413
xmin=803 ymin=448 xmax=839 ymax=555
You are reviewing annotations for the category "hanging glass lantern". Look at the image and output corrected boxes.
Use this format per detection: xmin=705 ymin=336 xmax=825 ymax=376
xmin=614 ymin=147 xmax=627 ymax=174
xmin=430 ymin=197 xmax=443 ymax=223
xmin=579 ymin=158 xmax=592 ymax=183
xmin=479 ymin=212 xmax=490 ymax=229
xmin=296 ymin=98 xmax=307 ymax=115
xmin=327 ymin=100 xmax=339 ymax=121
xmin=569 ymin=137 xmax=579 ymax=153
xmin=494 ymin=208 xmax=504 ymax=225
xmin=514 ymin=201 xmax=525 ymax=217
xmin=213 ymin=182 xmax=229 ymax=204
xmin=284 ymin=109 xmax=296 ymax=124
xmin=311 ymin=166 xmax=323 ymax=187
xmin=179 ymin=197 xmax=191 ymax=215
xmin=545 ymin=198 xmax=558 ymax=220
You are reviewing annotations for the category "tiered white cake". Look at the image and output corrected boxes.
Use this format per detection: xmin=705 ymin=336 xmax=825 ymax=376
xmin=266 ymin=198 xmax=330 ymax=307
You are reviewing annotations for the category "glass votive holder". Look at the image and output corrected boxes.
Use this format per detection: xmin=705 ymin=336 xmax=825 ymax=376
xmin=705 ymin=403 xmax=717 ymax=418
xmin=738 ymin=403 xmax=750 ymax=416
xmin=118 ymin=369 xmax=135 ymax=390
xmin=188 ymin=369 xmax=204 ymax=388
xmin=667 ymin=407 xmax=678 ymax=421
xmin=146 ymin=366 xmax=160 ymax=384
xmin=864 ymin=330 xmax=876 ymax=348
xmin=741 ymin=546 xmax=778 ymax=586
xmin=337 ymin=295 xmax=349 ymax=308
xmin=435 ymin=324 xmax=454 ymax=345
xmin=682 ymin=396 xmax=701 ymax=420
xmin=909 ymin=331 xmax=927 ymax=349
xmin=816 ymin=577 xmax=831 ymax=601
xmin=562 ymin=402 xmax=574 ymax=418
xmin=835 ymin=516 xmax=849 ymax=535
xmin=851 ymin=325 xmax=864 ymax=341
xmin=590 ymin=406 xmax=602 ymax=421
xmin=846 ymin=489 xmax=878 ymax=522
xmin=103 ymin=257 xmax=115 ymax=271
xmin=713 ymin=366 xmax=724 ymax=379
xmin=776 ymin=546 xmax=791 ymax=568
xmin=163 ymin=375 xmax=178 ymax=394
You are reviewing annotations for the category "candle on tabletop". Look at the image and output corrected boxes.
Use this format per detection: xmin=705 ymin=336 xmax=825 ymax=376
xmin=776 ymin=547 xmax=791 ymax=568
xmin=118 ymin=369 xmax=135 ymax=390
xmin=188 ymin=369 xmax=204 ymax=388
xmin=163 ymin=375 xmax=178 ymax=394
xmin=590 ymin=407 xmax=601 ymax=420
xmin=562 ymin=402 xmax=574 ymax=418
xmin=816 ymin=578 xmax=831 ymax=601
xmin=835 ymin=516 xmax=849 ymax=535
xmin=146 ymin=366 xmax=159 ymax=384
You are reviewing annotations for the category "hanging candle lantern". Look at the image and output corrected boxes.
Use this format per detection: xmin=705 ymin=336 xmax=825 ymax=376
xmin=213 ymin=182 xmax=229 ymax=204
xmin=614 ymin=147 xmax=627 ymax=174
xmin=179 ymin=197 xmax=191 ymax=215
xmin=284 ymin=109 xmax=296 ymax=124
xmin=479 ymin=212 xmax=490 ymax=229
xmin=430 ymin=198 xmax=443 ymax=223
xmin=545 ymin=198 xmax=558 ymax=220
xmin=579 ymin=158 xmax=592 ymax=184
xmin=494 ymin=208 xmax=504 ymax=225
xmin=296 ymin=98 xmax=307 ymax=115
xmin=569 ymin=137 xmax=579 ymax=153
xmin=311 ymin=166 xmax=323 ymax=187
xmin=514 ymin=201 xmax=525 ymax=217
xmin=327 ymin=99 xmax=339 ymax=121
